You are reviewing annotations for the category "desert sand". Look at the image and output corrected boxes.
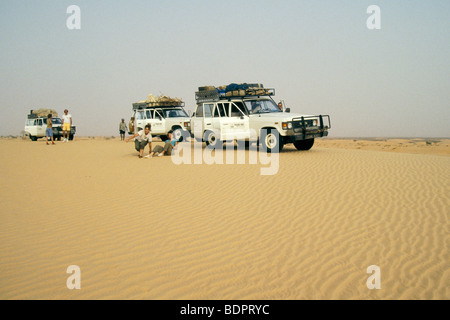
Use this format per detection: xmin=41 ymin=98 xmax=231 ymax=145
xmin=0 ymin=137 xmax=448 ymax=299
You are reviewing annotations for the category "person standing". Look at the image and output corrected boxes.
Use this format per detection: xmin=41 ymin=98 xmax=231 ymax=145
xmin=45 ymin=114 xmax=55 ymax=145
xmin=61 ymin=109 xmax=72 ymax=142
xmin=119 ymin=119 xmax=127 ymax=141
xmin=126 ymin=124 xmax=152 ymax=158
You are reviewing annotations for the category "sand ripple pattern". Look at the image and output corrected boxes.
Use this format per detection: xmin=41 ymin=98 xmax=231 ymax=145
xmin=0 ymin=140 xmax=448 ymax=299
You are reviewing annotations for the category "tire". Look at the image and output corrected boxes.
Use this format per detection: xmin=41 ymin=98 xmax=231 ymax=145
xmin=260 ymin=129 xmax=283 ymax=153
xmin=160 ymin=135 xmax=168 ymax=141
xmin=294 ymin=139 xmax=315 ymax=151
xmin=30 ymin=136 xmax=38 ymax=141
xmin=69 ymin=135 xmax=74 ymax=141
xmin=172 ymin=127 xmax=189 ymax=141
xmin=204 ymin=130 xmax=222 ymax=149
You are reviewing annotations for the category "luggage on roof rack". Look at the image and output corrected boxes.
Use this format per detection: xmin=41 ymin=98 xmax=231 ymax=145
xmin=132 ymin=94 xmax=185 ymax=110
xmin=195 ymin=84 xmax=275 ymax=103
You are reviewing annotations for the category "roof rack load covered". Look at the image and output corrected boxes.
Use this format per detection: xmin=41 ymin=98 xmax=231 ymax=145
xmin=28 ymin=109 xmax=59 ymax=119
xmin=133 ymin=94 xmax=185 ymax=110
xmin=196 ymin=83 xmax=275 ymax=103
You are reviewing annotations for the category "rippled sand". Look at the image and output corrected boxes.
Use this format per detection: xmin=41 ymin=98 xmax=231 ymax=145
xmin=0 ymin=138 xmax=448 ymax=299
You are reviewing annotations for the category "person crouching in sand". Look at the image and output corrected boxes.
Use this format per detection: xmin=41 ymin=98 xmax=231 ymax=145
xmin=148 ymin=130 xmax=182 ymax=158
xmin=126 ymin=124 xmax=152 ymax=158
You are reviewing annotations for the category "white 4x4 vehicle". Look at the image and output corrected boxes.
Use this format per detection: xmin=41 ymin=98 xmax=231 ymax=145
xmin=25 ymin=111 xmax=76 ymax=141
xmin=191 ymin=85 xmax=330 ymax=152
xmin=130 ymin=102 xmax=191 ymax=141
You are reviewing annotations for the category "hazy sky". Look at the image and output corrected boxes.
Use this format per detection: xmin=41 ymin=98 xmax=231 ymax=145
xmin=0 ymin=0 xmax=449 ymax=137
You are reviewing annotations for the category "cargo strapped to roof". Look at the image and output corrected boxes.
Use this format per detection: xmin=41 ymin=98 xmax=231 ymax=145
xmin=195 ymin=87 xmax=275 ymax=104
xmin=132 ymin=101 xmax=185 ymax=110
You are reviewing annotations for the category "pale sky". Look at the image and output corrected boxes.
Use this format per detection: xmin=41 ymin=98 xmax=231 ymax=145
xmin=0 ymin=0 xmax=449 ymax=137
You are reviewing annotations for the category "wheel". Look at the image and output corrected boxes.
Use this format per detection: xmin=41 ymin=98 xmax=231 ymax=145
xmin=159 ymin=135 xmax=168 ymax=141
xmin=30 ymin=136 xmax=38 ymax=141
xmin=172 ymin=128 xmax=186 ymax=140
xmin=260 ymin=129 xmax=283 ymax=153
xmin=294 ymin=139 xmax=315 ymax=151
xmin=204 ymin=131 xmax=222 ymax=149
xmin=69 ymin=135 xmax=74 ymax=141
xmin=57 ymin=136 xmax=62 ymax=141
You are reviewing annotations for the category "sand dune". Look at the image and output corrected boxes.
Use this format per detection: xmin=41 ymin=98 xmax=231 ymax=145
xmin=0 ymin=138 xmax=448 ymax=299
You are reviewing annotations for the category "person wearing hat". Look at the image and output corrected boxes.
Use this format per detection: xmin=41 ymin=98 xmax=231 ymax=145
xmin=61 ymin=109 xmax=72 ymax=142
xmin=119 ymin=118 xmax=127 ymax=141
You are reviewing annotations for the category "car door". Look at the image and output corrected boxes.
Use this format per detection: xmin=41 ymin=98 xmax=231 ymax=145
xmin=36 ymin=119 xmax=46 ymax=137
xmin=225 ymin=102 xmax=250 ymax=140
xmin=191 ymin=104 xmax=204 ymax=140
xmin=202 ymin=103 xmax=214 ymax=135
xmin=152 ymin=109 xmax=166 ymax=135
xmin=143 ymin=109 xmax=160 ymax=135
xmin=214 ymin=102 xmax=232 ymax=140
xmin=211 ymin=103 xmax=223 ymax=138
xmin=134 ymin=110 xmax=146 ymax=132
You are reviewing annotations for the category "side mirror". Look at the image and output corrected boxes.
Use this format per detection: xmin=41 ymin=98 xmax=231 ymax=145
xmin=285 ymin=108 xmax=291 ymax=113
xmin=192 ymin=112 xmax=196 ymax=117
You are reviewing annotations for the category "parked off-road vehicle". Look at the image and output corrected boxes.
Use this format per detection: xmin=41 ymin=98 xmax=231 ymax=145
xmin=191 ymin=84 xmax=330 ymax=152
xmin=24 ymin=110 xmax=76 ymax=141
xmin=129 ymin=97 xmax=191 ymax=141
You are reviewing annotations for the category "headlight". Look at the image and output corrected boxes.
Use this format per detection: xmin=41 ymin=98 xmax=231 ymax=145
xmin=282 ymin=122 xmax=293 ymax=130
xmin=312 ymin=120 xmax=317 ymax=126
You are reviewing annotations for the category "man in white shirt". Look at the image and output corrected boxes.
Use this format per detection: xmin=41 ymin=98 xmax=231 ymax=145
xmin=126 ymin=124 xmax=152 ymax=158
xmin=61 ymin=109 xmax=72 ymax=142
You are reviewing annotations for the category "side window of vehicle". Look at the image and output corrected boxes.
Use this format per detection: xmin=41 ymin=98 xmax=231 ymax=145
xmin=221 ymin=103 xmax=230 ymax=117
xmin=146 ymin=110 xmax=153 ymax=119
xmin=195 ymin=105 xmax=204 ymax=117
xmin=37 ymin=119 xmax=43 ymax=126
xmin=136 ymin=111 xmax=144 ymax=120
xmin=204 ymin=104 xmax=213 ymax=118
xmin=213 ymin=104 xmax=220 ymax=118
xmin=155 ymin=110 xmax=163 ymax=120
xmin=234 ymin=101 xmax=248 ymax=116
xmin=230 ymin=103 xmax=244 ymax=117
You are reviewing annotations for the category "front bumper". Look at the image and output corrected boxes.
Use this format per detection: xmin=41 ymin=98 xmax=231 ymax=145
xmin=283 ymin=129 xmax=329 ymax=143
xmin=282 ymin=115 xmax=331 ymax=142
xmin=52 ymin=127 xmax=76 ymax=136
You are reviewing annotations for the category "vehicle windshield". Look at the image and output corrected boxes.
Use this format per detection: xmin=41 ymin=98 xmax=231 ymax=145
xmin=43 ymin=118 xmax=62 ymax=124
xmin=245 ymin=100 xmax=282 ymax=114
xmin=161 ymin=108 xmax=188 ymax=118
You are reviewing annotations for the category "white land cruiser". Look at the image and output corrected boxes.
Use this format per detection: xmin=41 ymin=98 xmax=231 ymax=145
xmin=24 ymin=111 xmax=76 ymax=141
xmin=130 ymin=101 xmax=191 ymax=141
xmin=191 ymin=85 xmax=330 ymax=152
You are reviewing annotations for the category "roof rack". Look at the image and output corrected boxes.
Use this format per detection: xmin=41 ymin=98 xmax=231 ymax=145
xmin=195 ymin=88 xmax=275 ymax=104
xmin=132 ymin=101 xmax=185 ymax=110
